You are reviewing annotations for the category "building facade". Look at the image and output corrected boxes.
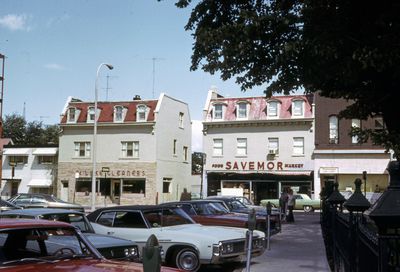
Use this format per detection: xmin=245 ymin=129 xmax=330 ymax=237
xmin=202 ymin=89 xmax=315 ymax=204
xmin=1 ymin=146 xmax=58 ymax=199
xmin=313 ymin=94 xmax=391 ymax=198
xmin=57 ymin=93 xmax=192 ymax=206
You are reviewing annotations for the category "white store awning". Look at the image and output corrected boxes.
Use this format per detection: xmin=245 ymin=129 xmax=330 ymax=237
xmin=27 ymin=179 xmax=52 ymax=188
xmin=3 ymin=148 xmax=30 ymax=155
xmin=32 ymin=148 xmax=58 ymax=155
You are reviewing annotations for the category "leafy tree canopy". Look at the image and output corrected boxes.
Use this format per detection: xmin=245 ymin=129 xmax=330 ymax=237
xmin=3 ymin=113 xmax=60 ymax=146
xmin=173 ymin=0 xmax=400 ymax=159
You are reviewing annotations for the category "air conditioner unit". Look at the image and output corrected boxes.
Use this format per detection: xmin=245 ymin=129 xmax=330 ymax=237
xmin=268 ymin=149 xmax=277 ymax=155
xmin=329 ymin=137 xmax=338 ymax=144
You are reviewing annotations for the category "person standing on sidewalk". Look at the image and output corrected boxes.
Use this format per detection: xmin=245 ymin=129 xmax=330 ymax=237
xmin=286 ymin=189 xmax=296 ymax=223
xmin=279 ymin=187 xmax=289 ymax=221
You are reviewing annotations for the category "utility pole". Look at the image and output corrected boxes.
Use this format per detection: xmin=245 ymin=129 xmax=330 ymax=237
xmin=151 ymin=57 xmax=164 ymax=99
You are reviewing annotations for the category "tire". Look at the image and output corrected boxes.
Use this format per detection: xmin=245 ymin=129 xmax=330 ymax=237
xmin=174 ymin=248 xmax=200 ymax=272
xmin=303 ymin=205 xmax=313 ymax=212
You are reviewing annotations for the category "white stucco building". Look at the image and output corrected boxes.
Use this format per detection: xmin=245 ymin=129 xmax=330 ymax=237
xmin=202 ymin=89 xmax=315 ymax=203
xmin=57 ymin=93 xmax=192 ymax=206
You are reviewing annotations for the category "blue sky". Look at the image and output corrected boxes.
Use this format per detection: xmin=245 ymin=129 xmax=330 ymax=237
xmin=0 ymin=0 xmax=268 ymax=127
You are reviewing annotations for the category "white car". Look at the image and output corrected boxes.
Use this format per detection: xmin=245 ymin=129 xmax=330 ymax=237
xmin=87 ymin=205 xmax=266 ymax=272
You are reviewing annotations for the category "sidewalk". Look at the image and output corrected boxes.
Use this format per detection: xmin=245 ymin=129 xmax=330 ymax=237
xmin=246 ymin=212 xmax=330 ymax=272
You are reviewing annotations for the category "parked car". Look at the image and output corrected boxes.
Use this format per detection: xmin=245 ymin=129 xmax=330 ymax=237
xmin=0 ymin=199 xmax=21 ymax=212
xmin=7 ymin=193 xmax=84 ymax=212
xmin=87 ymin=205 xmax=266 ymax=272
xmin=0 ymin=208 xmax=140 ymax=262
xmin=207 ymin=196 xmax=280 ymax=216
xmin=0 ymin=218 xmax=178 ymax=271
xmin=160 ymin=199 xmax=279 ymax=234
xmin=260 ymin=193 xmax=321 ymax=212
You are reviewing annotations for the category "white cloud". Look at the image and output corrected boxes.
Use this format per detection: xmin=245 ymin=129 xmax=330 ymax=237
xmin=192 ymin=120 xmax=203 ymax=152
xmin=0 ymin=14 xmax=31 ymax=31
xmin=44 ymin=63 xmax=65 ymax=70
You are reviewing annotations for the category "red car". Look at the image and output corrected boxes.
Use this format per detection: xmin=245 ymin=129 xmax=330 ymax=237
xmin=0 ymin=219 xmax=178 ymax=271
xmin=161 ymin=200 xmax=279 ymax=234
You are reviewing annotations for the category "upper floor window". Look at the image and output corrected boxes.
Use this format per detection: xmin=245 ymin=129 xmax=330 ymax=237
xmin=268 ymin=138 xmax=279 ymax=155
xmin=173 ymin=139 xmax=177 ymax=156
xmin=114 ymin=106 xmax=124 ymax=122
xmin=121 ymin=141 xmax=139 ymax=158
xmin=213 ymin=139 xmax=223 ymax=156
xmin=137 ymin=105 xmax=148 ymax=122
xmin=183 ymin=146 xmax=188 ymax=161
xmin=213 ymin=104 xmax=225 ymax=120
xmin=236 ymin=102 xmax=248 ymax=119
xmin=374 ymin=117 xmax=384 ymax=130
xmin=38 ymin=156 xmax=55 ymax=164
xmin=9 ymin=156 xmax=28 ymax=165
xmin=292 ymin=100 xmax=304 ymax=117
xmin=267 ymin=101 xmax=280 ymax=118
xmin=351 ymin=119 xmax=361 ymax=144
xmin=179 ymin=112 xmax=184 ymax=128
xmin=236 ymin=138 xmax=247 ymax=156
xmin=87 ymin=107 xmax=95 ymax=123
xmin=67 ymin=108 xmax=77 ymax=123
xmin=329 ymin=116 xmax=339 ymax=144
xmin=293 ymin=137 xmax=304 ymax=156
xmin=74 ymin=142 xmax=91 ymax=158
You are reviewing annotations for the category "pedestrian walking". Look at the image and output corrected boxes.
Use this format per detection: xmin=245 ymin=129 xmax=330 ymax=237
xmin=286 ymin=189 xmax=296 ymax=223
xmin=279 ymin=187 xmax=289 ymax=221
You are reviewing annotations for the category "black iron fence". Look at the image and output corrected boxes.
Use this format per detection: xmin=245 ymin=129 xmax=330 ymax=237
xmin=321 ymin=161 xmax=400 ymax=272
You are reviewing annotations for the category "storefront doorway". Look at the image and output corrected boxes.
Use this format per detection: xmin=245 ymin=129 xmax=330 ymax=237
xmin=111 ymin=179 xmax=121 ymax=204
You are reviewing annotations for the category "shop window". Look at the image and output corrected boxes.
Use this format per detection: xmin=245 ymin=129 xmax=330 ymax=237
xmin=74 ymin=142 xmax=91 ymax=158
xmin=8 ymin=155 xmax=28 ymax=164
xmin=121 ymin=141 xmax=139 ymax=158
xmin=351 ymin=119 xmax=361 ymax=144
xmin=236 ymin=138 xmax=247 ymax=156
xmin=293 ymin=137 xmax=304 ymax=155
xmin=213 ymin=138 xmax=223 ymax=156
xmin=38 ymin=155 xmax=55 ymax=164
xmin=179 ymin=112 xmax=184 ymax=128
xmin=329 ymin=116 xmax=338 ymax=144
xmin=122 ymin=179 xmax=145 ymax=194
xmin=75 ymin=180 xmax=91 ymax=193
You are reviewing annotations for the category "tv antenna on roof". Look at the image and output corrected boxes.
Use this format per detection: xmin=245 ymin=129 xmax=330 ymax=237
xmin=151 ymin=57 xmax=165 ymax=99
xmin=103 ymin=74 xmax=118 ymax=101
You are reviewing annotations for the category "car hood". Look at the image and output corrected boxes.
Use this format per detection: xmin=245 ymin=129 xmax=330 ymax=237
xmin=83 ymin=233 xmax=136 ymax=249
xmin=0 ymin=258 xmax=178 ymax=271
xmin=156 ymin=223 xmax=265 ymax=241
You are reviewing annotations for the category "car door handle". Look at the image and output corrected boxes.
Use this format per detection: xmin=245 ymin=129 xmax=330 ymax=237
xmin=107 ymin=231 xmax=114 ymax=235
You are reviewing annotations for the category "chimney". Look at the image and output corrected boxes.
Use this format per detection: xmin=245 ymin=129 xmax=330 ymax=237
xmin=133 ymin=95 xmax=141 ymax=100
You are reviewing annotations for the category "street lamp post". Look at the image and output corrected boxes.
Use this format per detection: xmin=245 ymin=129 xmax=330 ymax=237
xmin=91 ymin=63 xmax=113 ymax=211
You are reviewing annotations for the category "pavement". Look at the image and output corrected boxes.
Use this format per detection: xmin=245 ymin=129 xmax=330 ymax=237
xmin=244 ymin=212 xmax=330 ymax=272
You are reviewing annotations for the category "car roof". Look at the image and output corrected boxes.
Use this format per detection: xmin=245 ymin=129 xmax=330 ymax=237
xmin=87 ymin=205 xmax=168 ymax=221
xmin=160 ymin=199 xmax=226 ymax=205
xmin=0 ymin=218 xmax=73 ymax=229
xmin=1 ymin=208 xmax=84 ymax=216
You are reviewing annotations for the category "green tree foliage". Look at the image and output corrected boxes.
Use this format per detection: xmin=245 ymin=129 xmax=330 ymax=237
xmin=3 ymin=113 xmax=59 ymax=145
xmin=192 ymin=152 xmax=205 ymax=175
xmin=174 ymin=0 xmax=400 ymax=159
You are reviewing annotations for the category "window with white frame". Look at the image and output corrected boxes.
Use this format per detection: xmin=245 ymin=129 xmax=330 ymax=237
xmin=183 ymin=146 xmax=188 ymax=161
xmin=213 ymin=104 xmax=223 ymax=120
xmin=9 ymin=156 xmax=28 ymax=164
xmin=38 ymin=156 xmax=55 ymax=164
xmin=74 ymin=142 xmax=91 ymax=158
xmin=121 ymin=141 xmax=139 ymax=158
xmin=351 ymin=119 xmax=361 ymax=144
xmin=267 ymin=101 xmax=279 ymax=117
xmin=213 ymin=138 xmax=223 ymax=156
xmin=114 ymin=106 xmax=124 ymax=122
xmin=329 ymin=116 xmax=339 ymax=144
xmin=173 ymin=139 xmax=177 ymax=156
xmin=292 ymin=100 xmax=304 ymax=117
xmin=293 ymin=137 xmax=304 ymax=155
xmin=237 ymin=102 xmax=248 ymax=119
xmin=137 ymin=105 xmax=147 ymax=122
xmin=179 ymin=112 xmax=184 ymax=128
xmin=68 ymin=108 xmax=76 ymax=123
xmin=236 ymin=138 xmax=247 ymax=156
xmin=87 ymin=107 xmax=95 ymax=122
xmin=163 ymin=178 xmax=172 ymax=193
xmin=268 ymin=138 xmax=279 ymax=155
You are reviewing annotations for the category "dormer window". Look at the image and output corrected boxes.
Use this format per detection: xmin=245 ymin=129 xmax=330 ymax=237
xmin=212 ymin=103 xmax=226 ymax=120
xmin=67 ymin=107 xmax=77 ymax=123
xmin=267 ymin=100 xmax=280 ymax=118
xmin=87 ymin=107 xmax=95 ymax=123
xmin=236 ymin=102 xmax=249 ymax=120
xmin=292 ymin=99 xmax=304 ymax=117
xmin=114 ymin=106 xmax=124 ymax=122
xmin=137 ymin=105 xmax=148 ymax=122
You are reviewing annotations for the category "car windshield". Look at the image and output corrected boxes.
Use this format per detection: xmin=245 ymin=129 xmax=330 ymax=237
xmin=0 ymin=200 xmax=19 ymax=208
xmin=192 ymin=202 xmax=230 ymax=215
xmin=237 ymin=197 xmax=253 ymax=206
xmin=229 ymin=199 xmax=248 ymax=210
xmin=39 ymin=213 xmax=94 ymax=233
xmin=143 ymin=207 xmax=194 ymax=228
xmin=0 ymin=227 xmax=95 ymax=265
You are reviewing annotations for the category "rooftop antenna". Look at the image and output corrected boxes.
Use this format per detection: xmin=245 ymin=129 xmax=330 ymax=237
xmin=23 ymin=102 xmax=26 ymax=120
xmin=103 ymin=74 xmax=118 ymax=101
xmin=151 ymin=57 xmax=165 ymax=99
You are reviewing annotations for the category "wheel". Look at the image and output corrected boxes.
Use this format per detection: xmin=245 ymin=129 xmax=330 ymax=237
xmin=174 ymin=248 xmax=200 ymax=272
xmin=303 ymin=205 xmax=314 ymax=212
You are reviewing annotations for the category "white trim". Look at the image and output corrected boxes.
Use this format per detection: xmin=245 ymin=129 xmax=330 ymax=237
xmin=314 ymin=149 xmax=387 ymax=154
xmin=27 ymin=179 xmax=52 ymax=188
xmin=32 ymin=148 xmax=58 ymax=155
xmin=3 ymin=148 xmax=30 ymax=155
